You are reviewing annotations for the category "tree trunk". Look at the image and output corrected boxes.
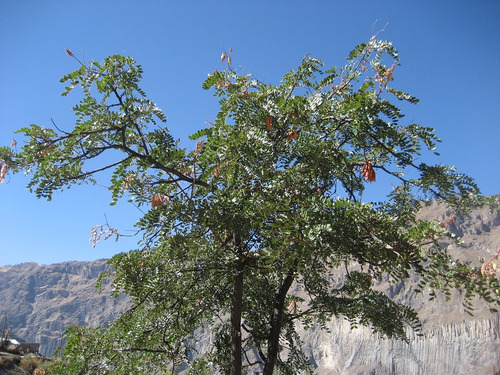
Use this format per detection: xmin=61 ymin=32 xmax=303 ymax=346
xmin=262 ymin=266 xmax=296 ymax=375
xmin=230 ymin=232 xmax=244 ymax=375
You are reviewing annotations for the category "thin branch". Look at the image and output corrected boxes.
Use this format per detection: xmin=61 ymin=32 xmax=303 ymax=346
xmin=286 ymin=308 xmax=315 ymax=322
xmin=112 ymin=87 xmax=150 ymax=156
xmin=123 ymin=290 xmax=154 ymax=316
xmin=241 ymin=323 xmax=268 ymax=341
xmin=120 ymin=347 xmax=170 ymax=354
xmin=114 ymin=142 xmax=209 ymax=188
xmin=61 ymin=156 xmax=134 ymax=182
xmin=242 ymin=345 xmax=264 ymax=367
xmin=50 ymin=118 xmax=70 ymax=135
xmin=363 ymin=128 xmax=445 ymax=200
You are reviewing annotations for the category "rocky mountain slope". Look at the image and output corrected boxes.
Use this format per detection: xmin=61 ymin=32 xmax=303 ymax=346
xmin=0 ymin=260 xmax=128 ymax=357
xmin=302 ymin=200 xmax=500 ymax=375
xmin=0 ymin=200 xmax=499 ymax=374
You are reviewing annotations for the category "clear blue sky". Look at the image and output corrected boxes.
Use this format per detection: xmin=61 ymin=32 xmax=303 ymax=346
xmin=1 ymin=1 xmax=499 ymax=266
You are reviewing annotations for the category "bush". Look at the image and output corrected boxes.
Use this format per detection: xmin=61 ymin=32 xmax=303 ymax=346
xmin=20 ymin=354 xmax=41 ymax=372
xmin=0 ymin=353 xmax=21 ymax=371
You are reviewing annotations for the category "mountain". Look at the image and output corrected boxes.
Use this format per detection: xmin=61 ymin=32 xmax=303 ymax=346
xmin=0 ymin=260 xmax=128 ymax=357
xmin=0 ymin=199 xmax=499 ymax=374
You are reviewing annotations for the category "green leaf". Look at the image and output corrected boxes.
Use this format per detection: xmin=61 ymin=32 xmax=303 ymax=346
xmin=189 ymin=127 xmax=212 ymax=140
xmin=202 ymin=71 xmax=225 ymax=90
xmin=346 ymin=43 xmax=367 ymax=60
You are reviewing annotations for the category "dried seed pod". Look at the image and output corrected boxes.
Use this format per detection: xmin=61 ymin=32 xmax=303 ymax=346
xmin=0 ymin=163 xmax=8 ymax=183
xmin=152 ymin=194 xmax=163 ymax=209
xmin=152 ymin=194 xmax=170 ymax=209
xmin=195 ymin=139 xmax=204 ymax=155
xmin=361 ymin=162 xmax=376 ymax=182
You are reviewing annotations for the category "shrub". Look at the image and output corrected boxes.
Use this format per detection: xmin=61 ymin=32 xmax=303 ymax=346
xmin=20 ymin=354 xmax=41 ymax=372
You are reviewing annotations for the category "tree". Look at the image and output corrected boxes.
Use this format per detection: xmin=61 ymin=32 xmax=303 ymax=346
xmin=1 ymin=39 xmax=499 ymax=374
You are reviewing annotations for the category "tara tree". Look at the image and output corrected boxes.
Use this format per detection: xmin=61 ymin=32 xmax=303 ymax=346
xmin=1 ymin=39 xmax=499 ymax=374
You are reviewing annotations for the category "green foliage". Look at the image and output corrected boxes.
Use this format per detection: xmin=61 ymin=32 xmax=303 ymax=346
xmin=1 ymin=38 xmax=499 ymax=374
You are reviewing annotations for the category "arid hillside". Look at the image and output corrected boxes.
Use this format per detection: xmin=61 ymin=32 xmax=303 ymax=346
xmin=0 ymin=260 xmax=128 ymax=357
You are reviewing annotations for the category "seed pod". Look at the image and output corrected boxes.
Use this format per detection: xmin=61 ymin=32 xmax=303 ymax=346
xmin=0 ymin=163 xmax=7 ymax=183
xmin=287 ymin=129 xmax=298 ymax=141
xmin=361 ymin=161 xmax=376 ymax=182
xmin=266 ymin=116 xmax=272 ymax=130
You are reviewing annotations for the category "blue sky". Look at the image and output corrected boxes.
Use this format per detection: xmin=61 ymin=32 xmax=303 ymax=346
xmin=0 ymin=1 xmax=499 ymax=266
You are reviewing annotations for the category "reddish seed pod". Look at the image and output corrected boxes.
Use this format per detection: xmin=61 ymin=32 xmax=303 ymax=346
xmin=266 ymin=116 xmax=272 ymax=130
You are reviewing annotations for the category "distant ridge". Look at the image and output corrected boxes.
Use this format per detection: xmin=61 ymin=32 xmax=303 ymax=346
xmin=0 ymin=259 xmax=129 ymax=357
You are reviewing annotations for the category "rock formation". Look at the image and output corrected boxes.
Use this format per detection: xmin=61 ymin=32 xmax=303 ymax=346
xmin=301 ymin=200 xmax=500 ymax=374
xmin=0 ymin=260 xmax=128 ymax=357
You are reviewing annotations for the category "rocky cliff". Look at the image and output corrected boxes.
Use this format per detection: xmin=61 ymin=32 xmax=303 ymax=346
xmin=0 ymin=200 xmax=499 ymax=374
xmin=301 ymin=200 xmax=500 ymax=375
xmin=0 ymin=260 xmax=128 ymax=357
